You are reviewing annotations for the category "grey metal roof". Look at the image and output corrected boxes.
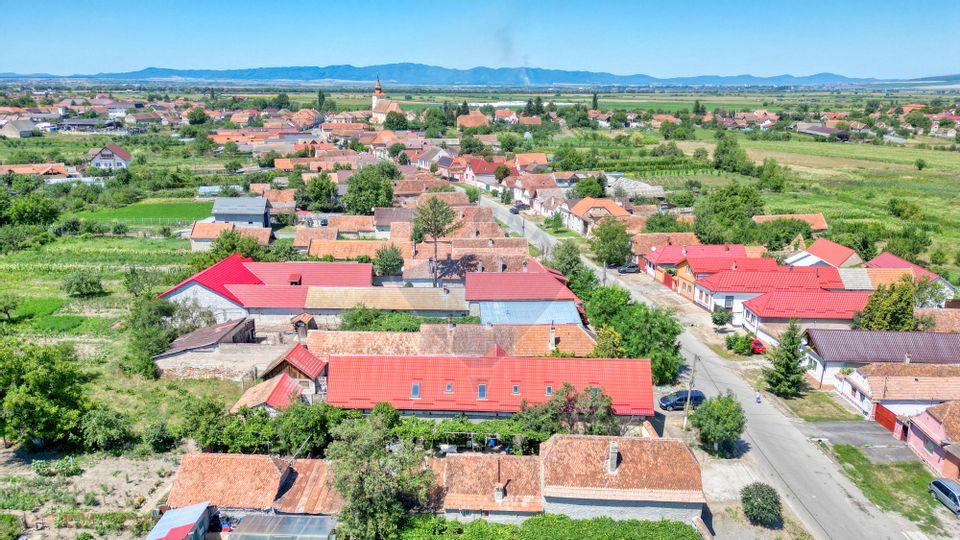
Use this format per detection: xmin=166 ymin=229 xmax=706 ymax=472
xmin=478 ymin=300 xmax=581 ymax=326
xmin=212 ymin=196 xmax=267 ymax=215
xmin=805 ymin=329 xmax=960 ymax=364
xmin=837 ymin=268 xmax=873 ymax=290
xmin=230 ymin=515 xmax=337 ymax=539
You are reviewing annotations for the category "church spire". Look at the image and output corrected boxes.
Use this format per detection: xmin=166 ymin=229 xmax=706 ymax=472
xmin=373 ymin=75 xmax=383 ymax=96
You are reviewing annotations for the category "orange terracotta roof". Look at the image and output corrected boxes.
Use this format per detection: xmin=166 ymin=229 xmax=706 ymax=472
xmin=230 ymin=373 xmax=302 ymax=413
xmin=568 ymin=197 xmax=630 ymax=219
xmin=307 ymin=330 xmax=424 ymax=356
xmin=273 ymin=459 xmax=344 ymax=514
xmin=307 ymin=239 xmax=389 ymax=260
xmin=916 ymin=308 xmax=960 ymax=333
xmin=236 ymin=227 xmax=273 ymax=245
xmin=631 ymin=232 xmax=701 ymax=256
xmin=326 ymin=215 xmax=375 ymax=233
xmin=926 ymin=401 xmax=960 ymax=442
xmin=249 ymin=183 xmax=270 ymax=195
xmin=167 ymin=454 xmax=290 ymax=510
xmin=443 ymin=454 xmax=543 ymax=513
xmin=293 ymin=227 xmax=338 ymax=248
xmin=865 ymin=268 xmax=914 ymax=288
xmin=264 ymin=189 xmax=296 ymax=204
xmin=190 ymin=221 xmax=233 ymax=240
xmin=515 ymin=152 xmax=549 ymax=167
xmin=411 ymin=191 xmax=471 ymax=208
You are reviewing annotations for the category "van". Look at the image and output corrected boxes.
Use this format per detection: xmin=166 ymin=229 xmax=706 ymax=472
xmin=930 ymin=478 xmax=960 ymax=515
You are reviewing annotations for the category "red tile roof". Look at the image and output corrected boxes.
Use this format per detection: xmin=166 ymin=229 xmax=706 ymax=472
xmin=865 ymin=252 xmax=941 ymax=282
xmin=275 ymin=343 xmax=326 ymax=379
xmin=684 ymin=257 xmax=779 ymax=275
xmin=189 ymin=221 xmax=233 ymax=240
xmin=167 ymin=454 xmax=290 ymax=510
xmin=224 ymin=284 xmax=310 ymax=309
xmin=230 ymin=373 xmax=303 ymax=413
xmin=696 ymin=270 xmax=825 ymax=294
xmin=326 ymin=353 xmax=654 ymax=416
xmin=465 ymin=272 xmax=578 ymax=302
xmin=743 ymin=291 xmax=871 ymax=320
xmin=159 ymin=253 xmax=260 ymax=305
xmin=645 ymin=244 xmax=747 ymax=266
xmin=466 ymin=158 xmax=500 ymax=175
xmin=804 ymin=238 xmax=858 ymax=267
xmin=244 ymin=262 xmax=372 ymax=287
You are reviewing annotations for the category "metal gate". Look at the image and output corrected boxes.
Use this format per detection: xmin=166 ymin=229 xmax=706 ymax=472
xmin=874 ymin=403 xmax=896 ymax=432
xmin=662 ymin=273 xmax=674 ymax=289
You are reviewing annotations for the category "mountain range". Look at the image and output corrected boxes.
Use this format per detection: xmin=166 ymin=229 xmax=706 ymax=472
xmin=0 ymin=63 xmax=903 ymax=86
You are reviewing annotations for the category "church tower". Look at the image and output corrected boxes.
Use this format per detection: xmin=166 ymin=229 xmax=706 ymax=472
xmin=372 ymin=76 xmax=384 ymax=110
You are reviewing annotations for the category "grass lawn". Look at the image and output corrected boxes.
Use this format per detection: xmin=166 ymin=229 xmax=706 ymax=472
xmin=833 ymin=444 xmax=943 ymax=534
xmin=74 ymin=199 xmax=212 ymax=224
xmin=782 ymin=391 xmax=862 ymax=422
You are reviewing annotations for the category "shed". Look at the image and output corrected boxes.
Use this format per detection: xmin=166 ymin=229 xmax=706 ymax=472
xmin=229 ymin=515 xmax=337 ymax=540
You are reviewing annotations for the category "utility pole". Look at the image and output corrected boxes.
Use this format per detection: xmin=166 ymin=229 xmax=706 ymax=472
xmin=682 ymin=354 xmax=699 ymax=431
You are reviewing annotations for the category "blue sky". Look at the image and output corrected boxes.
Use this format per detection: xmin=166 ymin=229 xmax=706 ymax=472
xmin=2 ymin=0 xmax=957 ymax=79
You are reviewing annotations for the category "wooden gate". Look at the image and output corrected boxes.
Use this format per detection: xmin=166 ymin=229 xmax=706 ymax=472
xmin=874 ymin=403 xmax=896 ymax=432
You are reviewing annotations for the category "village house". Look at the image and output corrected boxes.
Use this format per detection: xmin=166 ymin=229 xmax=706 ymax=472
xmin=463 ymin=157 xmax=502 ymax=193
xmin=87 ymin=143 xmax=132 ymax=169
xmin=0 ymin=118 xmax=37 ymax=138
xmin=230 ymin=373 xmax=305 ymax=416
xmin=865 ymin=252 xmax=957 ymax=306
xmin=514 ymin=152 xmax=549 ymax=172
xmin=465 ymin=271 xmax=582 ymax=326
xmin=324 ymin=346 xmax=653 ymax=419
xmin=211 ymin=197 xmax=269 ymax=228
xmin=837 ymin=364 xmax=960 ymax=429
xmin=457 ymin=110 xmax=489 ymax=129
xmin=785 ymin=237 xmax=862 ymax=268
xmin=903 ymin=402 xmax=960 ymax=481
xmin=694 ymin=268 xmax=841 ymax=325
xmin=802 ymin=329 xmax=960 ymax=391
xmin=643 ymin=244 xmax=747 ymax=285
xmin=261 ymin=343 xmax=327 ymax=394
xmin=562 ymin=197 xmax=629 ymax=236
xmin=742 ymin=290 xmax=871 ymax=345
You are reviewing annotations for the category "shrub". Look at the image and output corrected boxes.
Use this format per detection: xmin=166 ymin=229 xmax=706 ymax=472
xmin=741 ymin=482 xmax=782 ymax=526
xmin=724 ymin=333 xmax=754 ymax=355
xmin=32 ymin=457 xmax=83 ymax=477
xmin=142 ymin=421 xmax=177 ymax=452
xmin=111 ymin=221 xmax=129 ymax=236
xmin=81 ymin=409 xmax=133 ymax=452
xmin=464 ymin=186 xmax=480 ymax=203
xmin=62 ymin=270 xmax=105 ymax=297
xmin=0 ymin=514 xmax=23 ymax=540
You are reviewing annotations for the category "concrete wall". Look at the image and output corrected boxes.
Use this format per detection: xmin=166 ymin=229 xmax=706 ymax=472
xmin=443 ymin=509 xmax=535 ymax=526
xmin=167 ymin=282 xmax=247 ymax=322
xmin=156 ymin=343 xmax=291 ymax=380
xmin=542 ymin=497 xmax=702 ymax=522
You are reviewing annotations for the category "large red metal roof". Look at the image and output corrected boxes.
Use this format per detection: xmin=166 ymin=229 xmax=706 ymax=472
xmin=245 ymin=262 xmax=372 ymax=287
xmin=465 ymin=272 xmax=578 ymax=302
xmin=743 ymin=291 xmax=871 ymax=320
xmin=325 ymin=352 xmax=654 ymax=416
xmin=159 ymin=253 xmax=260 ymax=305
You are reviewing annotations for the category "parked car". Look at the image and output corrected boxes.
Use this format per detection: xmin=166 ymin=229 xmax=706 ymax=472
xmin=509 ymin=206 xmax=520 ymax=215
xmin=319 ymin=217 xmax=329 ymax=227
xmin=513 ymin=202 xmax=530 ymax=210
xmin=618 ymin=263 xmax=640 ymax=274
xmin=659 ymin=390 xmax=706 ymax=411
xmin=751 ymin=339 xmax=766 ymax=354
xmin=930 ymin=478 xmax=960 ymax=514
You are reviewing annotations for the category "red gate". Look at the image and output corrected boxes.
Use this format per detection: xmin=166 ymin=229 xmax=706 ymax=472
xmin=662 ymin=273 xmax=674 ymax=289
xmin=874 ymin=403 xmax=896 ymax=432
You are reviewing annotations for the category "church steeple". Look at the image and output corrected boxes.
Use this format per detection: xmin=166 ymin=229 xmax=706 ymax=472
xmin=373 ymin=75 xmax=384 ymax=97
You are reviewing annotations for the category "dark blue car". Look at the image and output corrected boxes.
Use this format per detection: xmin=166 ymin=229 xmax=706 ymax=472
xmin=659 ymin=389 xmax=706 ymax=411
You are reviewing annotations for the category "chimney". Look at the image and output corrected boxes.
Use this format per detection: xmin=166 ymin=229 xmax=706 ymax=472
xmin=484 ymin=321 xmax=493 ymax=329
xmin=494 ymin=483 xmax=505 ymax=502
xmin=442 ymin=286 xmax=449 ymax=296
xmin=289 ymin=273 xmax=302 ymax=286
xmin=478 ymin=260 xmax=484 ymax=272
xmin=488 ymin=238 xmax=494 ymax=247
xmin=522 ymin=260 xmax=528 ymax=272
xmin=447 ymin=314 xmax=455 ymax=329
xmin=474 ymin=227 xmax=480 ymax=238
xmin=608 ymin=441 xmax=619 ymax=474
xmin=681 ymin=246 xmax=687 ymax=256
xmin=904 ymin=352 xmax=912 ymax=364
xmin=725 ymin=245 xmax=730 ymax=252
xmin=499 ymin=257 xmax=506 ymax=272
xmin=731 ymin=260 xmax=737 ymax=271
xmin=549 ymin=325 xmax=557 ymax=349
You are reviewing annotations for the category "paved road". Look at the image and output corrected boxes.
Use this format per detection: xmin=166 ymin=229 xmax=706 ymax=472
xmin=476 ymin=195 xmax=920 ymax=540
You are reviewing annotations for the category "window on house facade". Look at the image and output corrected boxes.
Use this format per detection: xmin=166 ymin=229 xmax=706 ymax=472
xmin=477 ymin=384 xmax=487 ymax=400
xmin=924 ymin=437 xmax=936 ymax=454
xmin=411 ymin=381 xmax=421 ymax=399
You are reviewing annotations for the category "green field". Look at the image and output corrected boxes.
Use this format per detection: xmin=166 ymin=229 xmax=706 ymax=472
xmin=74 ymin=199 xmax=212 ymax=223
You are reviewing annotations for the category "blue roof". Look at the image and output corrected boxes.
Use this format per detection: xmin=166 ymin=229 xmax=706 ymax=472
xmin=147 ymin=501 xmax=209 ymax=540
xmin=478 ymin=300 xmax=581 ymax=325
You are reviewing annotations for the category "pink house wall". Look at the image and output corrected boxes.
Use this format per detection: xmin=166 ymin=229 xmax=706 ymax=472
xmin=906 ymin=411 xmax=960 ymax=480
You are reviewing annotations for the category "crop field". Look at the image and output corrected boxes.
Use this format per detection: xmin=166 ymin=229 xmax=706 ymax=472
xmin=74 ymin=199 xmax=213 ymax=223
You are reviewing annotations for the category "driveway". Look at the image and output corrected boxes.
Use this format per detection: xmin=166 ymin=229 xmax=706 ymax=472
xmin=799 ymin=421 xmax=918 ymax=464
xmin=473 ymin=194 xmax=927 ymax=540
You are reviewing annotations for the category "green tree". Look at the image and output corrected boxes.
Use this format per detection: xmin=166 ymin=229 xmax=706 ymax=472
xmin=570 ymin=177 xmax=605 ymax=199
xmin=584 ymin=286 xmax=631 ymax=328
xmin=693 ymin=182 xmax=764 ymax=244
xmin=592 ymin=326 xmax=626 ymax=358
xmin=548 ymin=239 xmax=583 ymax=276
xmin=187 ymin=108 xmax=210 ymax=125
xmin=855 ymin=278 xmax=921 ymax=331
xmin=8 ymin=193 xmax=60 ymax=226
xmin=373 ymin=244 xmax=403 ymax=276
xmin=763 ymin=321 xmax=807 ymax=398
xmin=543 ymin=212 xmax=564 ymax=232
xmin=464 ymin=186 xmax=480 ymax=203
xmin=645 ymin=213 xmax=693 ymax=233
xmin=303 ymin=173 xmax=340 ymax=211
xmin=690 ymin=391 xmax=745 ymax=455
xmin=591 ymin=92 xmax=599 ymax=110
xmin=224 ymin=159 xmax=243 ymax=173
xmin=383 ymin=111 xmax=409 ymax=131
xmin=387 ymin=142 xmax=406 ymax=158
xmin=615 ymin=303 xmax=684 ymax=383
xmin=886 ymin=225 xmax=932 ymax=263
xmin=589 ymin=218 xmax=631 ymax=266
xmin=316 ymin=89 xmax=325 ymax=111
xmin=343 ymin=163 xmax=398 ymax=215
xmin=81 ymin=408 xmax=132 ymax=452
xmin=0 ymin=293 xmax=20 ymax=320
xmin=914 ymin=158 xmax=927 ymax=171
xmin=326 ymin=412 xmax=434 ymax=540
xmin=413 ymin=197 xmax=460 ymax=286
xmin=182 ymin=396 xmax=227 ymax=450
xmin=142 ymin=420 xmax=178 ymax=452
xmin=711 ymin=309 xmax=733 ymax=329
xmin=62 ymin=270 xmax=105 ymax=297
xmin=712 ymin=132 xmax=752 ymax=174
xmin=0 ymin=340 xmax=86 ymax=447
xmin=494 ymin=165 xmax=511 ymax=182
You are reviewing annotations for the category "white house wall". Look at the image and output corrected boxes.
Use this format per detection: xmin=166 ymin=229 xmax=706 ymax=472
xmin=166 ymin=282 xmax=247 ymax=323
xmin=542 ymin=497 xmax=703 ymax=523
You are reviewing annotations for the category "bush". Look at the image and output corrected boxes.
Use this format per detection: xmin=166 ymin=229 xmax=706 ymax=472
xmin=464 ymin=186 xmax=480 ymax=203
xmin=81 ymin=409 xmax=133 ymax=452
xmin=724 ymin=333 xmax=754 ymax=355
xmin=711 ymin=309 xmax=733 ymax=327
xmin=0 ymin=514 xmax=23 ymax=540
xmin=32 ymin=457 xmax=83 ymax=477
xmin=62 ymin=270 xmax=105 ymax=297
xmin=111 ymin=221 xmax=129 ymax=236
xmin=741 ymin=482 xmax=782 ymax=526
xmin=142 ymin=421 xmax=177 ymax=452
